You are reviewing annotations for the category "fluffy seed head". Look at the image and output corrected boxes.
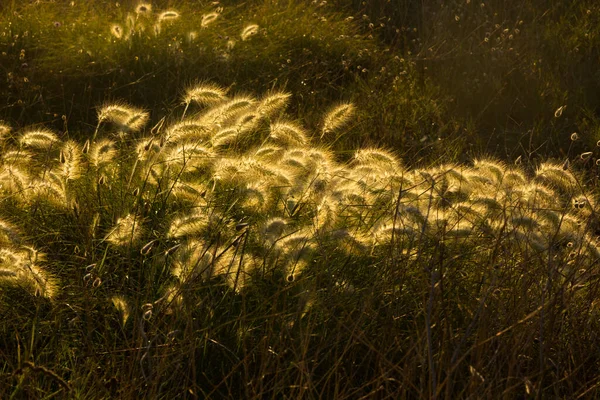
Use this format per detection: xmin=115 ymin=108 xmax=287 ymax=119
xmin=258 ymin=91 xmax=291 ymax=116
xmin=0 ymin=122 xmax=11 ymax=139
xmin=111 ymin=295 xmax=131 ymax=325
xmin=105 ymin=214 xmax=144 ymax=247
xmin=168 ymin=211 xmax=209 ymax=239
xmin=241 ymin=24 xmax=259 ymax=41
xmin=97 ymin=102 xmax=149 ymax=132
xmin=321 ymin=102 xmax=354 ymax=138
xmin=90 ymin=139 xmax=117 ymax=168
xmin=60 ymin=140 xmax=82 ymax=180
xmin=165 ymin=120 xmax=211 ymax=144
xmin=183 ymin=82 xmax=228 ymax=107
xmin=269 ymin=121 xmax=308 ymax=146
xmin=201 ymin=12 xmax=219 ymax=28
xmin=111 ymin=24 xmax=123 ymax=39
xmin=0 ymin=248 xmax=57 ymax=299
xmin=158 ymin=10 xmax=180 ymax=22
xmin=19 ymin=129 xmax=61 ymax=149
xmin=353 ymin=148 xmax=401 ymax=172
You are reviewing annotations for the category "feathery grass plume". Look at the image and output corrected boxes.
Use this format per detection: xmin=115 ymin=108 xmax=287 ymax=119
xmin=269 ymin=121 xmax=308 ymax=146
xmin=0 ymin=220 xmax=21 ymax=246
xmin=257 ymin=91 xmax=291 ymax=116
xmin=521 ymin=185 xmax=557 ymax=209
xmin=96 ymin=102 xmax=149 ymax=134
xmin=168 ymin=211 xmax=210 ymax=239
xmin=321 ymin=102 xmax=355 ymax=138
xmin=211 ymin=247 xmax=253 ymax=293
xmin=160 ymin=284 xmax=184 ymax=314
xmin=238 ymin=183 xmax=268 ymax=213
xmin=3 ymin=150 xmax=33 ymax=166
xmin=120 ymin=108 xmax=149 ymax=132
xmin=0 ymin=165 xmax=30 ymax=195
xmin=29 ymin=174 xmax=67 ymax=206
xmin=212 ymin=156 xmax=268 ymax=185
xmin=241 ymin=24 xmax=259 ymax=41
xmin=200 ymin=95 xmax=256 ymax=127
xmin=97 ymin=102 xmax=136 ymax=124
xmin=308 ymin=172 xmax=332 ymax=198
xmin=89 ymin=139 xmax=117 ymax=168
xmin=0 ymin=248 xmax=57 ymax=299
xmin=60 ymin=140 xmax=82 ymax=180
xmin=328 ymin=179 xmax=361 ymax=202
xmin=105 ymin=214 xmax=144 ymax=247
xmin=279 ymin=150 xmax=311 ymax=176
xmin=463 ymin=169 xmax=494 ymax=189
xmin=277 ymin=231 xmax=315 ymax=264
xmin=19 ymin=128 xmax=61 ymax=150
xmin=534 ymin=161 xmax=578 ymax=196
xmin=164 ymin=120 xmax=211 ymax=144
xmin=210 ymin=127 xmax=239 ymax=148
xmin=254 ymin=145 xmax=286 ymax=162
xmin=0 ymin=122 xmax=11 ymax=139
xmin=141 ymin=161 xmax=168 ymax=187
xmin=201 ymin=12 xmax=219 ymax=28
xmin=158 ymin=10 xmax=180 ymax=22
xmin=313 ymin=196 xmax=339 ymax=231
xmin=299 ymin=148 xmax=334 ymax=172
xmin=349 ymin=163 xmax=391 ymax=188
xmin=111 ymin=24 xmax=123 ymax=39
xmin=111 ymin=295 xmax=131 ymax=326
xmin=262 ymin=218 xmax=288 ymax=244
xmin=472 ymin=158 xmax=507 ymax=184
xmin=182 ymin=82 xmax=228 ymax=119
xmin=353 ymin=148 xmax=402 ymax=175
xmin=170 ymin=181 xmax=208 ymax=204
xmin=502 ymin=169 xmax=528 ymax=188
xmin=233 ymin=111 xmax=262 ymax=134
xmin=171 ymin=239 xmax=214 ymax=282
xmin=165 ymin=143 xmax=214 ymax=173
xmin=430 ymin=165 xmax=471 ymax=197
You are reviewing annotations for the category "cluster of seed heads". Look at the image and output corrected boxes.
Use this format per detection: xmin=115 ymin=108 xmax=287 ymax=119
xmin=0 ymin=82 xmax=598 ymax=307
xmin=0 ymin=216 xmax=56 ymax=299
xmin=108 ymin=3 xmax=258 ymax=49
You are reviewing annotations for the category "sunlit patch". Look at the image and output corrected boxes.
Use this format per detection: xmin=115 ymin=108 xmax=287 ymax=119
xmin=240 ymin=24 xmax=259 ymax=41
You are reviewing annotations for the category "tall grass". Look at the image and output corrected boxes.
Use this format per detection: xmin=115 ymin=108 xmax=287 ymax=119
xmin=1 ymin=82 xmax=600 ymax=397
xmin=2 ymin=0 xmax=600 ymax=398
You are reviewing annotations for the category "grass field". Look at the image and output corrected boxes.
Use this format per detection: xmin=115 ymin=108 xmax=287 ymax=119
xmin=2 ymin=1 xmax=600 ymax=398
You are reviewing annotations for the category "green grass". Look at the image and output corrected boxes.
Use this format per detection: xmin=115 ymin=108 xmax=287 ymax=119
xmin=2 ymin=0 xmax=600 ymax=398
